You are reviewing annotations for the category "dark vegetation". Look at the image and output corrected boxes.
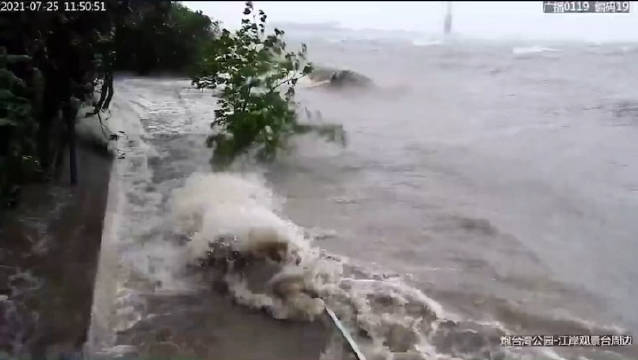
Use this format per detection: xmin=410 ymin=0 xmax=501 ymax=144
xmin=115 ymin=2 xmax=219 ymax=74
xmin=0 ymin=0 xmax=215 ymax=208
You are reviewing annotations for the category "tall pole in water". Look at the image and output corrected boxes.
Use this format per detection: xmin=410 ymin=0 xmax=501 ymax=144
xmin=444 ymin=1 xmax=452 ymax=36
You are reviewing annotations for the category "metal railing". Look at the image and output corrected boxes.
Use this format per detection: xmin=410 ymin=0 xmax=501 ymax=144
xmin=324 ymin=306 xmax=367 ymax=360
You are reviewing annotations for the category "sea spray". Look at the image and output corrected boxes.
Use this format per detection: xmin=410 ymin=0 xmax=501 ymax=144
xmin=168 ymin=171 xmax=494 ymax=358
xmin=82 ymin=76 xmax=596 ymax=360
xmin=171 ymin=172 xmax=333 ymax=320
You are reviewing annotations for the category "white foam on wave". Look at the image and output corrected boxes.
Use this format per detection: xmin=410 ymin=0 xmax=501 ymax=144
xmin=512 ymin=46 xmax=560 ymax=55
xmin=87 ymin=78 xmax=587 ymax=360
xmin=412 ymin=39 xmax=443 ymax=47
xmin=86 ymin=83 xmax=183 ymax=354
xmin=171 ymin=172 xmax=314 ymax=257
xmin=168 ymin=171 xmax=474 ymax=359
xmin=168 ymin=171 xmax=581 ymax=360
xmin=171 ymin=172 xmax=334 ymax=319
xmin=298 ymin=76 xmax=332 ymax=89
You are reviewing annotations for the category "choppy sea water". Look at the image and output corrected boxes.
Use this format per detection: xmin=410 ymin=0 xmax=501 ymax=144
xmin=86 ymin=40 xmax=638 ymax=360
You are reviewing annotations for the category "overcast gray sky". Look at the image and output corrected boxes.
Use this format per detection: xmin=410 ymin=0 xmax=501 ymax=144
xmin=182 ymin=1 xmax=638 ymax=42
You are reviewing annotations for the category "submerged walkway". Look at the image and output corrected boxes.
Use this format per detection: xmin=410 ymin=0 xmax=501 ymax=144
xmin=85 ymin=77 xmax=337 ymax=360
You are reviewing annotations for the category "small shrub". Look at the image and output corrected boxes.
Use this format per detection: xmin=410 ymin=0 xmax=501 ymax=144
xmin=191 ymin=2 xmax=345 ymax=169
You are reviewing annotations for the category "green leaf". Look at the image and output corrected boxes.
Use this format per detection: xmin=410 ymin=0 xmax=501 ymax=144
xmin=189 ymin=3 xmax=345 ymax=169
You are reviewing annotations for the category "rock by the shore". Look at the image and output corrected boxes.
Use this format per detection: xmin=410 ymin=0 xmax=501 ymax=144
xmin=309 ymin=67 xmax=374 ymax=89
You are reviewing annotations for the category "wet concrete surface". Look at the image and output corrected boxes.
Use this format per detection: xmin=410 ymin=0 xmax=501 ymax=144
xmin=113 ymin=290 xmax=332 ymax=360
xmin=0 ymin=144 xmax=112 ymax=360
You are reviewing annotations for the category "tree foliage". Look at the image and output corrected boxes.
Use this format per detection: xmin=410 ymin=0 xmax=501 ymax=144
xmin=191 ymin=2 xmax=345 ymax=169
xmin=0 ymin=6 xmax=119 ymax=205
xmin=115 ymin=1 xmax=218 ymax=74
xmin=0 ymin=49 xmax=41 ymax=205
xmin=0 ymin=0 xmax=214 ymax=207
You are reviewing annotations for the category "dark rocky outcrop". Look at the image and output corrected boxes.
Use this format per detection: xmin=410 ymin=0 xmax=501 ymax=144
xmin=309 ymin=67 xmax=374 ymax=89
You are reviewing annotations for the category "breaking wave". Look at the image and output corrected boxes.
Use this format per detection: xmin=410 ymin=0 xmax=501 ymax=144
xmin=87 ymin=77 xmax=634 ymax=360
xmin=168 ymin=172 xmax=567 ymax=360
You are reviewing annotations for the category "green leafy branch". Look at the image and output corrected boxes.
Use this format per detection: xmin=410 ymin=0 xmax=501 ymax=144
xmin=191 ymin=1 xmax=345 ymax=169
